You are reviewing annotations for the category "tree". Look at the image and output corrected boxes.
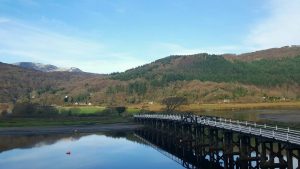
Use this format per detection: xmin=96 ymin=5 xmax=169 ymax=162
xmin=64 ymin=96 xmax=69 ymax=103
xmin=115 ymin=106 xmax=127 ymax=116
xmin=12 ymin=102 xmax=59 ymax=117
xmin=162 ymin=96 xmax=188 ymax=113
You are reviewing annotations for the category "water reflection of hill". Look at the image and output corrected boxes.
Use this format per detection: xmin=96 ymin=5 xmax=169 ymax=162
xmin=0 ymin=131 xmax=140 ymax=153
xmin=0 ymin=134 xmax=79 ymax=153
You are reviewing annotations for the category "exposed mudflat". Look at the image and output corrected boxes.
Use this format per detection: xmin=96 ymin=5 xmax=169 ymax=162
xmin=259 ymin=110 xmax=300 ymax=123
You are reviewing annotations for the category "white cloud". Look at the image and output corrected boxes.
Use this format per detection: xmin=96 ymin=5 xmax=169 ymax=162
xmin=245 ymin=0 xmax=300 ymax=49
xmin=0 ymin=19 xmax=144 ymax=73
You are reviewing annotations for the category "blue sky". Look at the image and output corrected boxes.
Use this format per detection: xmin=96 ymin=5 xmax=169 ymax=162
xmin=0 ymin=0 xmax=300 ymax=73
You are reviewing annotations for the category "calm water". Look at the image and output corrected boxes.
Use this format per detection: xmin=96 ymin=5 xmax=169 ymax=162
xmin=0 ymin=132 xmax=184 ymax=169
xmin=196 ymin=109 xmax=300 ymax=124
xmin=1 ymin=108 xmax=300 ymax=169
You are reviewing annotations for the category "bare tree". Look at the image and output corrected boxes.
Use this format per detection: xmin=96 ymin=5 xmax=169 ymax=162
xmin=162 ymin=96 xmax=188 ymax=113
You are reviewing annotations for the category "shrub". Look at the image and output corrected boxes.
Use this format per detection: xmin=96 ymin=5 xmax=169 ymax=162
xmin=12 ymin=102 xmax=59 ymax=117
xmin=162 ymin=96 xmax=188 ymax=113
xmin=115 ymin=106 xmax=127 ymax=116
xmin=1 ymin=110 xmax=8 ymax=117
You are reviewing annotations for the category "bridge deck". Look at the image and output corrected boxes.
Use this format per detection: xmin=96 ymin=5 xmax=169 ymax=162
xmin=134 ymin=114 xmax=300 ymax=145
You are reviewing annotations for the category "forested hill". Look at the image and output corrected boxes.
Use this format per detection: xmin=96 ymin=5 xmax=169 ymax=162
xmin=0 ymin=62 xmax=105 ymax=103
xmin=1 ymin=46 xmax=300 ymax=105
xmin=111 ymin=46 xmax=300 ymax=86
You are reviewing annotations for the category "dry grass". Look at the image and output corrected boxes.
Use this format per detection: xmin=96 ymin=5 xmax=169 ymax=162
xmin=184 ymin=102 xmax=300 ymax=111
xmin=131 ymin=101 xmax=300 ymax=113
xmin=128 ymin=103 xmax=164 ymax=112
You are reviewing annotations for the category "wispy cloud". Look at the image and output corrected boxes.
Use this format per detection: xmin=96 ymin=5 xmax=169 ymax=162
xmin=245 ymin=0 xmax=300 ymax=49
xmin=0 ymin=17 xmax=10 ymax=23
xmin=154 ymin=0 xmax=300 ymax=56
xmin=0 ymin=18 xmax=144 ymax=73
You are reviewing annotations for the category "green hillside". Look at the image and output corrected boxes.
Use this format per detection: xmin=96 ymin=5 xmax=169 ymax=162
xmin=1 ymin=46 xmax=300 ymax=105
xmin=111 ymin=54 xmax=300 ymax=86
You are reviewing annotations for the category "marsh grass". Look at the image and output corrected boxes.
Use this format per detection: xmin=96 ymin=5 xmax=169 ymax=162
xmin=0 ymin=116 xmax=133 ymax=127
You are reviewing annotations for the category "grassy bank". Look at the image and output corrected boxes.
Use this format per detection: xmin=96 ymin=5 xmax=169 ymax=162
xmin=0 ymin=106 xmax=135 ymax=127
xmin=58 ymin=106 xmax=106 ymax=115
xmin=0 ymin=116 xmax=132 ymax=127
xmin=58 ymin=106 xmax=141 ymax=116
xmin=185 ymin=102 xmax=300 ymax=111
xmin=127 ymin=101 xmax=300 ymax=112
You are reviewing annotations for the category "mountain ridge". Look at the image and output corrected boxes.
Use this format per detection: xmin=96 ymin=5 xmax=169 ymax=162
xmin=1 ymin=46 xmax=300 ymax=105
xmin=13 ymin=62 xmax=83 ymax=73
xmin=224 ymin=46 xmax=300 ymax=61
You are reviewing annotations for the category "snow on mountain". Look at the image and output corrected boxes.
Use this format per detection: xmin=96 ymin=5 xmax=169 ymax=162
xmin=13 ymin=62 xmax=83 ymax=72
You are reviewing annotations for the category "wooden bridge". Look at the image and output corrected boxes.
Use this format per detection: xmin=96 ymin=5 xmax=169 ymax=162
xmin=134 ymin=114 xmax=300 ymax=169
xmin=134 ymin=114 xmax=300 ymax=145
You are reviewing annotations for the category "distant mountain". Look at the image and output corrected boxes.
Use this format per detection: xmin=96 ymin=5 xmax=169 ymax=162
xmin=224 ymin=46 xmax=300 ymax=61
xmin=13 ymin=62 xmax=83 ymax=72
xmin=0 ymin=62 xmax=105 ymax=103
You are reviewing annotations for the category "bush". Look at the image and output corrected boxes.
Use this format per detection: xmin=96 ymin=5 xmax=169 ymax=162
xmin=115 ymin=106 xmax=127 ymax=116
xmin=97 ymin=108 xmax=118 ymax=116
xmin=232 ymin=87 xmax=248 ymax=98
xmin=162 ymin=96 xmax=188 ymax=112
xmin=12 ymin=102 xmax=59 ymax=117
xmin=1 ymin=110 xmax=8 ymax=117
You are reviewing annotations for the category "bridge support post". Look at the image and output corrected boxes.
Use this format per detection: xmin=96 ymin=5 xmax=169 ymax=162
xmin=269 ymin=142 xmax=275 ymax=166
xmin=260 ymin=141 xmax=268 ymax=169
xmin=286 ymin=147 xmax=293 ymax=169
xmin=297 ymin=149 xmax=300 ymax=169
xmin=239 ymin=135 xmax=250 ymax=169
xmin=209 ymin=128 xmax=217 ymax=163
xmin=134 ymin=115 xmax=300 ymax=169
xmin=277 ymin=143 xmax=286 ymax=169
xmin=223 ymin=131 xmax=234 ymax=169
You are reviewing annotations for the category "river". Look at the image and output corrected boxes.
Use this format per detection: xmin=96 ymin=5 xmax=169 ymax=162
xmin=0 ymin=131 xmax=185 ymax=169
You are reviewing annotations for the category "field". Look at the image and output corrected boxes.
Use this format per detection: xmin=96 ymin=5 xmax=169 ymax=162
xmin=58 ymin=106 xmax=106 ymax=115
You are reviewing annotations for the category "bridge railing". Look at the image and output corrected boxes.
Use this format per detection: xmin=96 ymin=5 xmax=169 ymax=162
xmin=215 ymin=117 xmax=300 ymax=135
xmin=134 ymin=114 xmax=300 ymax=145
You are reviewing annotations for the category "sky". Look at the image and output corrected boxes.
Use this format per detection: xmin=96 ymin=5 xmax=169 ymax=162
xmin=0 ymin=0 xmax=300 ymax=73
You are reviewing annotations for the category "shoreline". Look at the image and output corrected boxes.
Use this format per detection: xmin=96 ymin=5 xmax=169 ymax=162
xmin=129 ymin=101 xmax=300 ymax=112
xmin=0 ymin=123 xmax=143 ymax=136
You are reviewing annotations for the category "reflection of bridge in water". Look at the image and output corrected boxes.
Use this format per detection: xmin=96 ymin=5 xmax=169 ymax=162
xmin=134 ymin=114 xmax=300 ymax=169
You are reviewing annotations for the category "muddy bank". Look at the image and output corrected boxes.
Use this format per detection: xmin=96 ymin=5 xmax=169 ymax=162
xmin=259 ymin=112 xmax=300 ymax=123
xmin=258 ymin=109 xmax=300 ymax=123
xmin=0 ymin=123 xmax=143 ymax=136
